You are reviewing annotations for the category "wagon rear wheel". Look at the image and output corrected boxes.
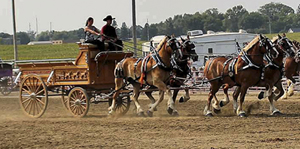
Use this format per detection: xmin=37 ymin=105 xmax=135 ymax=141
xmin=1 ymin=76 xmax=13 ymax=96
xmin=109 ymin=94 xmax=130 ymax=116
xmin=19 ymin=75 xmax=48 ymax=118
xmin=67 ymin=87 xmax=90 ymax=118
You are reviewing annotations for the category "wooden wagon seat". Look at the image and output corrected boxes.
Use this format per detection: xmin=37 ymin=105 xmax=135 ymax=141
xmin=77 ymin=42 xmax=109 ymax=58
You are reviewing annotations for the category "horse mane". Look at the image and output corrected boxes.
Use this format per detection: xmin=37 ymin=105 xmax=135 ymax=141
xmin=155 ymin=36 xmax=168 ymax=51
xmin=243 ymin=35 xmax=260 ymax=52
xmin=272 ymin=36 xmax=279 ymax=43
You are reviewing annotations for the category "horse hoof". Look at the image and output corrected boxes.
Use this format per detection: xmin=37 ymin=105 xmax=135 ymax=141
xmin=179 ymin=97 xmax=184 ymax=103
xmin=167 ymin=107 xmax=174 ymax=115
xmin=172 ymin=111 xmax=179 ymax=116
xmin=238 ymin=113 xmax=247 ymax=117
xmin=205 ymin=113 xmax=213 ymax=117
xmin=220 ymin=101 xmax=224 ymax=107
xmin=137 ymin=112 xmax=145 ymax=117
xmin=271 ymin=111 xmax=282 ymax=116
xmin=147 ymin=111 xmax=153 ymax=117
xmin=288 ymin=92 xmax=294 ymax=97
xmin=213 ymin=108 xmax=221 ymax=114
xmin=258 ymin=91 xmax=264 ymax=100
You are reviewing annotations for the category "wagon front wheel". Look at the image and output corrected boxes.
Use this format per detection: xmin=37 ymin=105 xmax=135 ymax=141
xmin=109 ymin=93 xmax=131 ymax=116
xmin=67 ymin=87 xmax=90 ymax=118
xmin=19 ymin=75 xmax=48 ymax=118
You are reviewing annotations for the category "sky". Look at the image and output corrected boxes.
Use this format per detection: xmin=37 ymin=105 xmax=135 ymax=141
xmin=0 ymin=0 xmax=299 ymax=34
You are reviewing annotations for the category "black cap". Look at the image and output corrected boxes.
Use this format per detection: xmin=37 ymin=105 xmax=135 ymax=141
xmin=103 ymin=15 xmax=115 ymax=21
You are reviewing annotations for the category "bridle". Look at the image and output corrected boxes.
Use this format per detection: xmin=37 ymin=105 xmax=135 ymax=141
xmin=241 ymin=35 xmax=278 ymax=70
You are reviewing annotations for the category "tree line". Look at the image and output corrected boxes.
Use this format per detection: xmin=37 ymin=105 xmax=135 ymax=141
xmin=1 ymin=2 xmax=300 ymax=45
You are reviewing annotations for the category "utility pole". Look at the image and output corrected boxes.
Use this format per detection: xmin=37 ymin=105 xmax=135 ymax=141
xmin=267 ymin=16 xmax=272 ymax=34
xmin=132 ymin=0 xmax=137 ymax=57
xmin=12 ymin=0 xmax=18 ymax=63
xmin=50 ymin=22 xmax=52 ymax=41
xmin=147 ymin=19 xmax=149 ymax=41
xmin=36 ymin=17 xmax=38 ymax=35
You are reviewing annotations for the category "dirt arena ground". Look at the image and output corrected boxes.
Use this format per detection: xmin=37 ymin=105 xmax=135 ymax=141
xmin=1 ymin=91 xmax=300 ymax=149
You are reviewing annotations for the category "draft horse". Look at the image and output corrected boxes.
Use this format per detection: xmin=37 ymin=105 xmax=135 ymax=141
xmin=144 ymin=36 xmax=197 ymax=115
xmin=280 ymin=40 xmax=299 ymax=99
xmin=110 ymin=36 xmax=182 ymax=116
xmin=232 ymin=35 xmax=293 ymax=115
xmin=204 ymin=35 xmax=279 ymax=117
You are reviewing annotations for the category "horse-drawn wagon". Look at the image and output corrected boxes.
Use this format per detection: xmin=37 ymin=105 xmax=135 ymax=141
xmin=16 ymin=43 xmax=133 ymax=118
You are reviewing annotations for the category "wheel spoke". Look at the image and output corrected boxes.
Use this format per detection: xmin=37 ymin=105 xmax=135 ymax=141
xmin=28 ymin=77 xmax=33 ymax=92
xmin=70 ymin=97 xmax=76 ymax=102
xmin=21 ymin=97 xmax=31 ymax=104
xmin=36 ymin=98 xmax=45 ymax=105
xmin=31 ymin=78 xmax=36 ymax=92
xmin=70 ymin=105 xmax=76 ymax=113
xmin=80 ymin=93 xmax=85 ymax=100
xmin=32 ymin=100 xmax=36 ymax=116
xmin=80 ymin=104 xmax=87 ymax=110
xmin=77 ymin=107 xmax=83 ymax=115
xmin=24 ymin=100 xmax=32 ymax=111
xmin=28 ymin=100 xmax=33 ymax=115
xmin=36 ymin=100 xmax=43 ymax=113
xmin=35 ymin=83 xmax=42 ymax=94
xmin=36 ymin=89 xmax=44 ymax=95
xmin=24 ymin=81 xmax=32 ymax=92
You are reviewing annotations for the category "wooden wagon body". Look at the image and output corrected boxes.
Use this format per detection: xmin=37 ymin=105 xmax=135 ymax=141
xmin=17 ymin=43 xmax=133 ymax=118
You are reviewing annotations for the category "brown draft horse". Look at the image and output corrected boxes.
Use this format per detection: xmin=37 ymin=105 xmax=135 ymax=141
xmin=232 ymin=35 xmax=293 ymax=115
xmin=110 ymin=36 xmax=182 ymax=116
xmin=280 ymin=40 xmax=300 ymax=99
xmin=204 ymin=35 xmax=279 ymax=117
xmin=144 ymin=37 xmax=197 ymax=115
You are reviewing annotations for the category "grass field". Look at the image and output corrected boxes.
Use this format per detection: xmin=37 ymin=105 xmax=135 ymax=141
xmin=0 ymin=41 xmax=144 ymax=60
xmin=1 ymin=32 xmax=300 ymax=60
xmin=265 ymin=32 xmax=300 ymax=41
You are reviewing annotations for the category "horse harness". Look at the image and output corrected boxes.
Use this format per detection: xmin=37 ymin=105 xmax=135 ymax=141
xmin=133 ymin=38 xmax=180 ymax=85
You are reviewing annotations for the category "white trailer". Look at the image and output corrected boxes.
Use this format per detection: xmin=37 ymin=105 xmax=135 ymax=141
xmin=189 ymin=30 xmax=256 ymax=67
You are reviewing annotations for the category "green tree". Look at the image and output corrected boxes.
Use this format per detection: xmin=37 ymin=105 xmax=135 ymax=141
xmin=258 ymin=2 xmax=295 ymax=33
xmin=239 ymin=12 xmax=266 ymax=33
xmin=202 ymin=8 xmax=224 ymax=32
xmin=149 ymin=24 xmax=158 ymax=39
xmin=17 ymin=32 xmax=30 ymax=44
xmin=297 ymin=4 xmax=300 ymax=14
xmin=112 ymin=20 xmax=118 ymax=28
xmin=120 ymin=22 xmax=129 ymax=40
xmin=36 ymin=31 xmax=50 ymax=41
xmin=141 ymin=22 xmax=150 ymax=41
xmin=224 ymin=5 xmax=248 ymax=32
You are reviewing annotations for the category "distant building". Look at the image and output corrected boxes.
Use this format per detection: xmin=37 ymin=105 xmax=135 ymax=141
xmin=287 ymin=28 xmax=300 ymax=33
xmin=27 ymin=40 xmax=63 ymax=45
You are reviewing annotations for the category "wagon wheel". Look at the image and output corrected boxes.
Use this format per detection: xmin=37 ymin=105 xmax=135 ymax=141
xmin=109 ymin=93 xmax=131 ymax=116
xmin=61 ymin=86 xmax=74 ymax=111
xmin=1 ymin=76 xmax=13 ymax=96
xmin=67 ymin=87 xmax=90 ymax=118
xmin=19 ymin=75 xmax=48 ymax=118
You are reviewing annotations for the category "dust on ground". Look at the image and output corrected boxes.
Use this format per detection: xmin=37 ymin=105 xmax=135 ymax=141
xmin=1 ymin=91 xmax=300 ymax=148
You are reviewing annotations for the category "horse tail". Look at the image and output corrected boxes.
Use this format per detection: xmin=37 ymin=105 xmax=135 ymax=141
xmin=204 ymin=58 xmax=216 ymax=75
xmin=114 ymin=59 xmax=125 ymax=78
